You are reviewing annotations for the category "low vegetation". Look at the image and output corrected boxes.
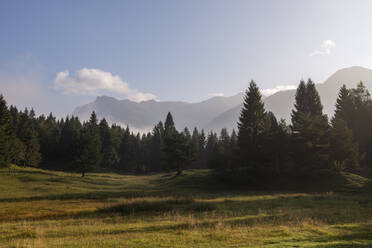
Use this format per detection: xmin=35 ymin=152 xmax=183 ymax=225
xmin=0 ymin=165 xmax=371 ymax=247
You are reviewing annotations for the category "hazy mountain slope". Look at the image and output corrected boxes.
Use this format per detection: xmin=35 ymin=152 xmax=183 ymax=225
xmin=73 ymin=66 xmax=372 ymax=132
xmin=207 ymin=66 xmax=372 ymax=132
xmin=205 ymin=104 xmax=242 ymax=132
xmin=72 ymin=93 xmax=244 ymax=131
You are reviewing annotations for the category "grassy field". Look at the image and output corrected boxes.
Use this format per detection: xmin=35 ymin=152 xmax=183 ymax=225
xmin=0 ymin=165 xmax=372 ymax=247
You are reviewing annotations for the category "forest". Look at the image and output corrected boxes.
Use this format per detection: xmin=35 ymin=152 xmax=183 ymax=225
xmin=0 ymin=79 xmax=371 ymax=183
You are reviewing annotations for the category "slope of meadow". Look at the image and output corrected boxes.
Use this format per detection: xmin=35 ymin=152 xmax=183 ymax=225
xmin=0 ymin=165 xmax=372 ymax=247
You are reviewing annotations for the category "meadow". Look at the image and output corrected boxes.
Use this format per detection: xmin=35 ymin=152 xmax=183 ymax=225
xmin=0 ymin=165 xmax=372 ymax=247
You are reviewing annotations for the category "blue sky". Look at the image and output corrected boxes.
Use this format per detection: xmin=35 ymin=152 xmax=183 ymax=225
xmin=1 ymin=0 xmax=372 ymax=116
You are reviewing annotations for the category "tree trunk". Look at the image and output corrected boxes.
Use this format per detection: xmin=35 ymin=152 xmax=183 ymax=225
xmin=81 ymin=171 xmax=85 ymax=177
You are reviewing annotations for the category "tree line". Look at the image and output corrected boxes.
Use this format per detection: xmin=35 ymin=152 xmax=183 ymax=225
xmin=0 ymin=79 xmax=371 ymax=180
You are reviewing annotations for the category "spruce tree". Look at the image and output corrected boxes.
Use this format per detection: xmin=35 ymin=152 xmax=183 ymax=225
xmin=198 ymin=129 xmax=207 ymax=168
xmin=306 ymin=79 xmax=323 ymax=115
xmin=332 ymin=85 xmax=353 ymax=126
xmin=74 ymin=112 xmax=102 ymax=177
xmin=291 ymin=80 xmax=307 ymax=128
xmin=230 ymin=129 xmax=238 ymax=153
xmin=164 ymin=112 xmax=176 ymax=138
xmin=348 ymin=82 xmax=372 ymax=168
xmin=162 ymin=113 xmax=192 ymax=174
xmin=150 ymin=121 xmax=164 ymax=171
xmin=291 ymin=79 xmax=330 ymax=171
xmin=218 ymin=128 xmax=231 ymax=170
xmin=119 ymin=126 xmax=137 ymax=171
xmin=99 ymin=119 xmax=119 ymax=169
xmin=330 ymin=116 xmax=360 ymax=171
xmin=163 ymin=112 xmax=177 ymax=171
xmin=237 ymin=81 xmax=267 ymax=169
xmin=58 ymin=116 xmax=82 ymax=169
xmin=206 ymin=131 xmax=218 ymax=169
xmin=0 ymin=95 xmax=13 ymax=166
xmin=17 ymin=108 xmax=41 ymax=166
xmin=37 ymin=113 xmax=60 ymax=167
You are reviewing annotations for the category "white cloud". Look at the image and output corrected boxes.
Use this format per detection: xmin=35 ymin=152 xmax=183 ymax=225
xmin=261 ymin=85 xmax=297 ymax=97
xmin=54 ymin=68 xmax=156 ymax=102
xmin=208 ymin=92 xmax=224 ymax=97
xmin=309 ymin=40 xmax=336 ymax=56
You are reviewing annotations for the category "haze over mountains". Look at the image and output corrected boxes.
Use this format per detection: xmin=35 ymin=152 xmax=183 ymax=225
xmin=73 ymin=66 xmax=372 ymax=132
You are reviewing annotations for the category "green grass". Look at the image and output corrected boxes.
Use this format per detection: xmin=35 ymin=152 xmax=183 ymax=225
xmin=0 ymin=165 xmax=372 ymax=247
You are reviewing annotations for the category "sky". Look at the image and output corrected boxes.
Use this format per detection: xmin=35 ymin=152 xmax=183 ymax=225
xmin=1 ymin=0 xmax=372 ymax=116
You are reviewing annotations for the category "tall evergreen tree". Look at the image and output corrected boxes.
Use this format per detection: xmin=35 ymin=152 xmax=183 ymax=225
xmin=164 ymin=112 xmax=176 ymax=138
xmin=230 ymin=129 xmax=238 ymax=153
xmin=198 ymin=129 xmax=207 ymax=168
xmin=74 ymin=112 xmax=102 ymax=177
xmin=330 ymin=117 xmax=360 ymax=171
xmin=37 ymin=113 xmax=60 ymax=166
xmin=216 ymin=128 xmax=231 ymax=170
xmin=99 ymin=118 xmax=119 ymax=169
xmin=237 ymin=81 xmax=267 ymax=169
xmin=119 ymin=126 xmax=137 ymax=171
xmin=291 ymin=79 xmax=330 ymax=171
xmin=58 ymin=116 xmax=82 ymax=169
xmin=162 ymin=113 xmax=192 ymax=174
xmin=163 ymin=112 xmax=177 ymax=171
xmin=0 ymin=95 xmax=13 ymax=166
xmin=348 ymin=82 xmax=372 ymax=168
xmin=206 ymin=131 xmax=218 ymax=169
xmin=149 ymin=121 xmax=164 ymax=171
xmin=17 ymin=108 xmax=41 ymax=166
xmin=291 ymin=80 xmax=307 ymax=127
xmin=332 ymin=85 xmax=353 ymax=126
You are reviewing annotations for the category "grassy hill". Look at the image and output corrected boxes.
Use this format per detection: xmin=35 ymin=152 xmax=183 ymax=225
xmin=0 ymin=165 xmax=372 ymax=247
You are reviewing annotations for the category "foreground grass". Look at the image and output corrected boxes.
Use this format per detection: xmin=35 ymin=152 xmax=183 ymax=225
xmin=0 ymin=165 xmax=372 ymax=247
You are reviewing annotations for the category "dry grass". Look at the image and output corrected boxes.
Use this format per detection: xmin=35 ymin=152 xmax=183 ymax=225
xmin=0 ymin=165 xmax=371 ymax=247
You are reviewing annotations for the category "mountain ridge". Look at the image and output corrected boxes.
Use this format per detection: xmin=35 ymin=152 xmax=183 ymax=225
xmin=73 ymin=66 xmax=372 ymax=132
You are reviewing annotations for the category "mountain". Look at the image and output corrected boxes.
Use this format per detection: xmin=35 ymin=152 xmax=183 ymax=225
xmin=72 ymin=92 xmax=244 ymax=132
xmin=207 ymin=66 xmax=372 ymax=131
xmin=73 ymin=66 xmax=372 ymax=133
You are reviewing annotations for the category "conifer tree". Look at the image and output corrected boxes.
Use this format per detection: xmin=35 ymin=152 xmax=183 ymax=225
xmin=37 ymin=113 xmax=60 ymax=166
xmin=58 ymin=116 xmax=82 ymax=169
xmin=218 ymin=128 xmax=231 ymax=170
xmin=164 ymin=112 xmax=176 ymax=138
xmin=163 ymin=112 xmax=177 ymax=171
xmin=291 ymin=79 xmax=330 ymax=171
xmin=332 ymin=85 xmax=353 ymax=126
xmin=119 ymin=129 xmax=140 ymax=172
xmin=306 ymin=79 xmax=323 ymax=115
xmin=206 ymin=131 xmax=218 ymax=168
xmin=119 ymin=126 xmax=136 ymax=171
xmin=230 ymin=129 xmax=238 ymax=153
xmin=330 ymin=116 xmax=360 ymax=171
xmin=0 ymin=95 xmax=13 ymax=166
xmin=291 ymin=80 xmax=307 ymax=128
xmin=74 ymin=112 xmax=102 ymax=177
xmin=348 ymin=82 xmax=372 ymax=167
xmin=198 ymin=129 xmax=207 ymax=168
xmin=162 ymin=113 xmax=192 ymax=174
xmin=237 ymin=81 xmax=267 ymax=168
xmin=99 ymin=118 xmax=119 ymax=169
xmin=149 ymin=121 xmax=164 ymax=171
xmin=17 ymin=108 xmax=41 ymax=166
xmin=190 ymin=127 xmax=202 ymax=168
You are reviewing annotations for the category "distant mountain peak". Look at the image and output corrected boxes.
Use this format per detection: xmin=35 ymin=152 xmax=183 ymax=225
xmin=323 ymin=66 xmax=372 ymax=86
xmin=73 ymin=67 xmax=372 ymax=133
